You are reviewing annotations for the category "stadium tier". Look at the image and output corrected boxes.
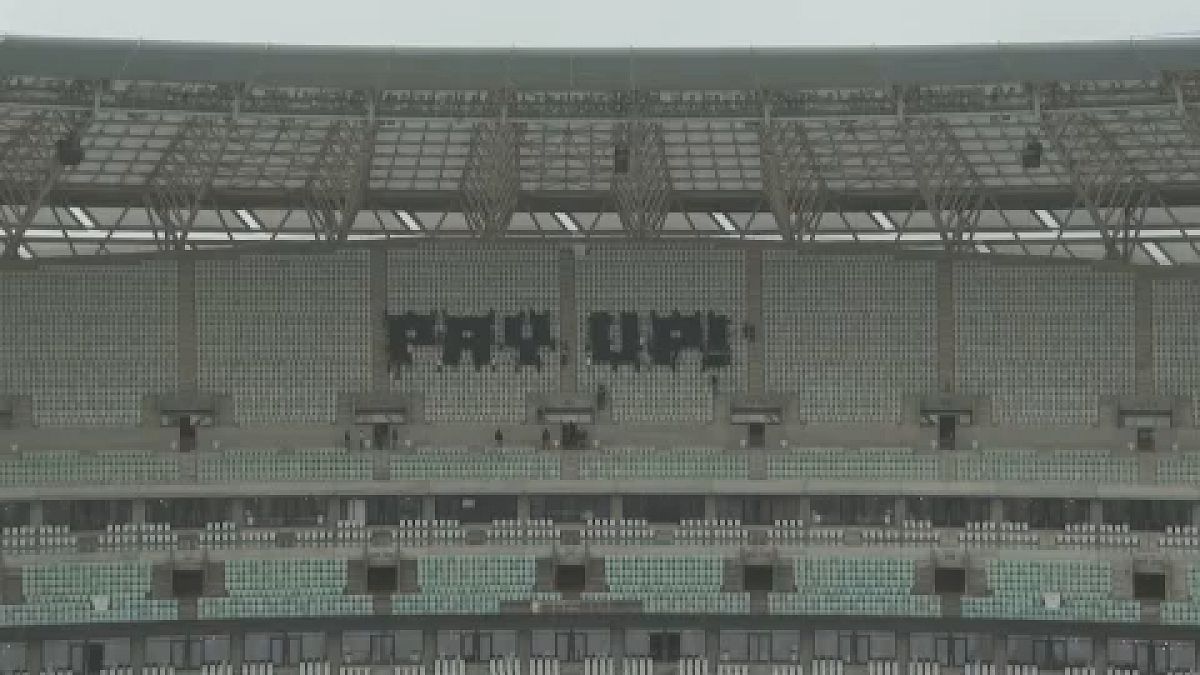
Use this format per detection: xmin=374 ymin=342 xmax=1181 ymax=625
xmin=5 ymin=35 xmax=1200 ymax=675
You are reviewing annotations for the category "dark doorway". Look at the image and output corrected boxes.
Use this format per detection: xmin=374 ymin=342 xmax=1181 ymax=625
xmin=938 ymin=415 xmax=956 ymax=451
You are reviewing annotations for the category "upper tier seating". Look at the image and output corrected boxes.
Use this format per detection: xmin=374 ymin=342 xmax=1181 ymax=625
xmin=199 ymin=448 xmax=372 ymax=483
xmin=1153 ymin=279 xmax=1200 ymax=425
xmin=199 ymin=558 xmax=370 ymax=619
xmin=577 ymin=244 xmax=745 ymax=423
xmin=0 ymin=261 xmax=177 ymax=427
xmin=768 ymin=447 xmax=938 ymax=481
xmin=394 ymin=554 xmax=558 ymax=615
xmin=955 ymin=262 xmax=1134 ymax=426
xmin=583 ymin=554 xmax=748 ymax=614
xmin=0 ymin=561 xmax=176 ymax=626
xmin=197 ymin=251 xmax=370 ymax=424
xmin=388 ymin=244 xmax=559 ymax=422
xmin=961 ymin=559 xmax=1139 ymax=622
xmin=955 ymin=449 xmax=1137 ymax=484
xmin=580 ymin=447 xmax=749 ymax=481
xmin=764 ymin=253 xmax=937 ymax=423
xmin=1156 ymin=453 xmax=1200 ymax=485
xmin=769 ymin=556 xmax=941 ymax=617
xmin=391 ymin=447 xmax=560 ymax=480
xmin=0 ymin=451 xmax=180 ymax=486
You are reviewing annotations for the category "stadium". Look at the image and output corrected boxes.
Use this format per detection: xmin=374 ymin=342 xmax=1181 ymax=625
xmin=6 ymin=31 xmax=1200 ymax=674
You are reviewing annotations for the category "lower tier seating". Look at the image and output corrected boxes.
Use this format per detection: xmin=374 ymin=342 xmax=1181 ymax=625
xmin=961 ymin=559 xmax=1139 ymax=622
xmin=769 ymin=556 xmax=941 ymax=617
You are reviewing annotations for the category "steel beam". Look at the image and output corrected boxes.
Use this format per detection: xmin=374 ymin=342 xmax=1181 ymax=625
xmin=901 ymin=116 xmax=987 ymax=251
xmin=461 ymin=121 xmax=522 ymax=237
xmin=1042 ymin=111 xmax=1158 ymax=262
xmin=612 ymin=121 xmax=672 ymax=237
xmin=305 ymin=119 xmax=375 ymax=242
xmin=758 ymin=121 xmax=829 ymax=243
xmin=0 ymin=110 xmax=90 ymax=258
xmin=143 ymin=116 xmax=236 ymax=250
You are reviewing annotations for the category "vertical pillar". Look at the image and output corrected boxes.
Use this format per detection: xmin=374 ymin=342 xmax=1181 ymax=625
xmin=423 ymin=629 xmax=438 ymax=669
xmin=370 ymin=248 xmax=390 ymax=393
xmin=177 ymin=255 xmax=199 ymax=393
xmin=610 ymin=627 xmax=626 ymax=662
xmin=990 ymin=498 xmax=1005 ymax=524
xmin=27 ymin=638 xmax=43 ymax=675
xmin=703 ymin=496 xmax=718 ymax=522
xmin=422 ymin=495 xmax=437 ymax=522
xmin=893 ymin=497 xmax=907 ymax=526
xmin=935 ymin=257 xmax=956 ymax=394
xmin=705 ymin=627 xmax=721 ymax=669
xmin=517 ymin=629 xmax=532 ymax=664
xmin=1090 ymin=500 xmax=1105 ymax=527
xmin=745 ymin=248 xmax=765 ymax=395
xmin=992 ymin=634 xmax=1007 ymax=670
xmin=230 ymin=629 xmax=245 ymax=669
xmin=327 ymin=497 xmax=341 ymax=526
xmin=130 ymin=633 xmax=146 ymax=671
xmin=797 ymin=629 xmax=814 ymax=667
xmin=610 ymin=496 xmax=623 ymax=522
xmin=1134 ymin=271 xmax=1154 ymax=396
xmin=517 ymin=495 xmax=532 ymax=522
xmin=131 ymin=500 xmax=147 ymax=525
xmin=230 ymin=499 xmax=246 ymax=526
xmin=1092 ymin=635 xmax=1108 ymax=674
xmin=29 ymin=501 xmax=44 ymax=528
xmin=895 ymin=632 xmax=909 ymax=671
xmin=326 ymin=631 xmax=344 ymax=671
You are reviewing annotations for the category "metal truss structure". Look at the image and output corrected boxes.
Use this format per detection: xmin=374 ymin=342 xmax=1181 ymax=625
xmin=4 ymin=37 xmax=1200 ymax=264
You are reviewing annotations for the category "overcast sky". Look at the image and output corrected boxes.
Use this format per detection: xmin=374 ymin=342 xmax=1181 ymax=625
xmin=1 ymin=0 xmax=1199 ymax=47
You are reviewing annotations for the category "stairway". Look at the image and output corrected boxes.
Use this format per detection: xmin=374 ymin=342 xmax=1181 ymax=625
xmin=744 ymin=249 xmax=765 ymax=395
xmin=559 ymin=247 xmax=579 ymax=395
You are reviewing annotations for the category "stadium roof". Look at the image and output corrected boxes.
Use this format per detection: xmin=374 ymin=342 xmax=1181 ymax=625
xmin=2 ymin=35 xmax=1200 ymax=264
xmin=3 ymin=35 xmax=1200 ymax=89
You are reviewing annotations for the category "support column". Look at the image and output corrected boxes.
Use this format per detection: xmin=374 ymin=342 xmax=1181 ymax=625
xmin=230 ymin=629 xmax=245 ymax=669
xmin=29 ymin=501 xmax=43 ymax=528
xmin=1090 ymin=500 xmax=1105 ymax=527
xmin=132 ymin=500 xmax=147 ymax=525
xmin=559 ymin=247 xmax=579 ymax=395
xmin=895 ymin=632 xmax=909 ymax=671
xmin=990 ymin=498 xmax=1005 ymax=524
xmin=130 ymin=633 xmax=146 ymax=671
xmin=745 ymin=248 xmax=765 ymax=396
xmin=27 ymin=638 xmax=43 ymax=675
xmin=230 ymin=499 xmax=246 ymax=526
xmin=893 ymin=498 xmax=907 ymax=526
xmin=327 ymin=497 xmax=341 ymax=526
xmin=705 ymin=627 xmax=720 ymax=668
xmin=370 ymin=248 xmax=390 ymax=393
xmin=1134 ymin=272 xmax=1154 ymax=396
xmin=1093 ymin=635 xmax=1108 ymax=674
xmin=423 ymin=629 xmax=438 ymax=668
xmin=177 ymin=256 xmax=199 ymax=393
xmin=935 ymin=258 xmax=956 ymax=394
xmin=517 ymin=495 xmax=532 ymax=522
xmin=610 ymin=627 xmax=626 ymax=662
xmin=517 ymin=629 xmax=532 ymax=664
xmin=327 ymin=630 xmax=344 ymax=671
xmin=422 ymin=495 xmax=437 ymax=522
xmin=797 ymin=630 xmax=814 ymax=667
xmin=992 ymin=634 xmax=1007 ymax=670
xmin=610 ymin=495 xmax=623 ymax=522
xmin=703 ymin=496 xmax=718 ymax=521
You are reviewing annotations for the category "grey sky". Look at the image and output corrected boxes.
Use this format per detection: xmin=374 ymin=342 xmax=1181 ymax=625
xmin=1 ymin=0 xmax=1199 ymax=47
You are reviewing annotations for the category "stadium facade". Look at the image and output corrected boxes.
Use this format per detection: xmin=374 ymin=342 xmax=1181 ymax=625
xmin=2 ymin=34 xmax=1200 ymax=675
